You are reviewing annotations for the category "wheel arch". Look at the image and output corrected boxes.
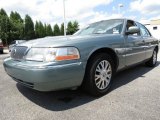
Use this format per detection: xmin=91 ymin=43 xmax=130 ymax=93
xmin=86 ymin=47 xmax=119 ymax=71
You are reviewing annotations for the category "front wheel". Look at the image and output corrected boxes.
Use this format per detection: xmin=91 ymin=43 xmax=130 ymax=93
xmin=82 ymin=53 xmax=114 ymax=96
xmin=145 ymin=49 xmax=157 ymax=67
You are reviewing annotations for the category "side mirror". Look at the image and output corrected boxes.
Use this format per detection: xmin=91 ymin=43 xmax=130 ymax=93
xmin=126 ymin=26 xmax=140 ymax=35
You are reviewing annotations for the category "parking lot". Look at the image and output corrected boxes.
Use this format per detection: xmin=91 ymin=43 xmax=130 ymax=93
xmin=0 ymin=51 xmax=160 ymax=120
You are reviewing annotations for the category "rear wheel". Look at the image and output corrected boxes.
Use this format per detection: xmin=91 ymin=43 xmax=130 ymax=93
xmin=83 ymin=53 xmax=114 ymax=96
xmin=145 ymin=49 xmax=157 ymax=67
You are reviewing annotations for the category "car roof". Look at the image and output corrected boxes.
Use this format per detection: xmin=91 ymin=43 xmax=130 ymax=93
xmin=93 ymin=18 xmax=137 ymax=24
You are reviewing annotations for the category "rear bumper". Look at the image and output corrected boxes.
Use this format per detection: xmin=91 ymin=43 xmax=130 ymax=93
xmin=3 ymin=58 xmax=85 ymax=91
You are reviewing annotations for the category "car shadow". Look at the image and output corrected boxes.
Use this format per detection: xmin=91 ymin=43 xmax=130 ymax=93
xmin=17 ymin=84 xmax=96 ymax=111
xmin=17 ymin=61 xmax=160 ymax=111
xmin=110 ymin=62 xmax=160 ymax=91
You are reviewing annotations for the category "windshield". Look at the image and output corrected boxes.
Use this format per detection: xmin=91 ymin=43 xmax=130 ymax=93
xmin=10 ymin=40 xmax=26 ymax=45
xmin=18 ymin=40 xmax=26 ymax=43
xmin=75 ymin=19 xmax=124 ymax=35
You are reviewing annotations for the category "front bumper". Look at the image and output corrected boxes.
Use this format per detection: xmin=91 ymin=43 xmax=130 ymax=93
xmin=3 ymin=58 xmax=85 ymax=91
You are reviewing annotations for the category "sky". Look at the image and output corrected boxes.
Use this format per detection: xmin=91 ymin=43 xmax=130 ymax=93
xmin=0 ymin=0 xmax=160 ymax=27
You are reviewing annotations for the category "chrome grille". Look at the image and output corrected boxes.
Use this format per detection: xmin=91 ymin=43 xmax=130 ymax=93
xmin=11 ymin=46 xmax=28 ymax=60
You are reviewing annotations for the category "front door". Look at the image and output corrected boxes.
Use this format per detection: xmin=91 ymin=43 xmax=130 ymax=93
xmin=125 ymin=20 xmax=145 ymax=66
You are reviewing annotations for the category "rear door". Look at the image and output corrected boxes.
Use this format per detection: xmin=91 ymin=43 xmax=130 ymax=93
xmin=125 ymin=20 xmax=145 ymax=66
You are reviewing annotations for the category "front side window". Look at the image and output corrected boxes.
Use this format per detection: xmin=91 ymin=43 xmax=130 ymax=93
xmin=126 ymin=20 xmax=135 ymax=30
xmin=126 ymin=20 xmax=140 ymax=36
xmin=75 ymin=19 xmax=124 ymax=35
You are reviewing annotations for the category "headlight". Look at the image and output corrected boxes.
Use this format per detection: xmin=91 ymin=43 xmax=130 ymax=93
xmin=25 ymin=47 xmax=80 ymax=62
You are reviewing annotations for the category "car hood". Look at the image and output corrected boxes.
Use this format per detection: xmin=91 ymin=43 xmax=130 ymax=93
xmin=18 ymin=36 xmax=70 ymax=47
xmin=18 ymin=34 xmax=121 ymax=48
xmin=18 ymin=35 xmax=96 ymax=47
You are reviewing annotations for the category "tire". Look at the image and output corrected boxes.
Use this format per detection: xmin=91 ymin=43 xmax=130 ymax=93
xmin=82 ymin=53 xmax=115 ymax=96
xmin=145 ymin=49 xmax=157 ymax=67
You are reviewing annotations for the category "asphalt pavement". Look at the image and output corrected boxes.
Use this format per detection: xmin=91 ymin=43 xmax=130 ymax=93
xmin=0 ymin=52 xmax=160 ymax=120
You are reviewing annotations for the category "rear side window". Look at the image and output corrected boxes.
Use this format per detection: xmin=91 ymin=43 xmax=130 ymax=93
xmin=136 ymin=22 xmax=151 ymax=37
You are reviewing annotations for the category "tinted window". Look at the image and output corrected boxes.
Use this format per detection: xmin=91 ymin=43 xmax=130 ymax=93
xmin=126 ymin=20 xmax=135 ymax=30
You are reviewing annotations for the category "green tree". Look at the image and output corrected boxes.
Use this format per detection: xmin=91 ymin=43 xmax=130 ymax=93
xmin=46 ymin=24 xmax=53 ymax=36
xmin=39 ymin=21 xmax=45 ymax=37
xmin=67 ymin=21 xmax=73 ymax=35
xmin=44 ymin=23 xmax=47 ymax=36
xmin=35 ymin=21 xmax=40 ymax=38
xmin=73 ymin=20 xmax=79 ymax=33
xmin=0 ymin=8 xmax=11 ymax=45
xmin=35 ymin=21 xmax=46 ymax=38
xmin=1 ymin=8 xmax=80 ymax=43
xmin=67 ymin=21 xmax=79 ymax=35
xmin=9 ymin=11 xmax=24 ymax=42
xmin=60 ymin=23 xmax=64 ymax=35
xmin=53 ymin=24 xmax=60 ymax=36
xmin=0 ymin=8 xmax=7 ymax=16
xmin=24 ymin=14 xmax=35 ymax=40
